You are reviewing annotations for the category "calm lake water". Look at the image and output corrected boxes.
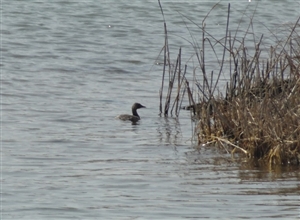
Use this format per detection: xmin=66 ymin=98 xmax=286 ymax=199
xmin=2 ymin=0 xmax=300 ymax=219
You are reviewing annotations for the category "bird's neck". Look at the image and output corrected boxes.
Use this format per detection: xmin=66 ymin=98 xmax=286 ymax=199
xmin=132 ymin=108 xmax=139 ymax=117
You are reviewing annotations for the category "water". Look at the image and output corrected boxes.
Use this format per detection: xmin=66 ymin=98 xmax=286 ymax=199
xmin=2 ymin=0 xmax=300 ymax=219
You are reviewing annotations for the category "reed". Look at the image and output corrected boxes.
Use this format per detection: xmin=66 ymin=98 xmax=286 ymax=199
xmin=158 ymin=1 xmax=300 ymax=166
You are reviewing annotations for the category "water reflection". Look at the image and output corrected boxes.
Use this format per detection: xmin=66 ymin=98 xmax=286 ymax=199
xmin=185 ymin=146 xmax=300 ymax=182
xmin=156 ymin=116 xmax=184 ymax=146
xmin=239 ymin=161 xmax=300 ymax=181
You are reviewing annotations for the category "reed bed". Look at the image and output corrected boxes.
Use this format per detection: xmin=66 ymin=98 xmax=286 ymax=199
xmin=158 ymin=1 xmax=300 ymax=166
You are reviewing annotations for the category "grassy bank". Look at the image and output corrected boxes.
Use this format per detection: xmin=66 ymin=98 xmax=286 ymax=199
xmin=158 ymin=2 xmax=300 ymax=166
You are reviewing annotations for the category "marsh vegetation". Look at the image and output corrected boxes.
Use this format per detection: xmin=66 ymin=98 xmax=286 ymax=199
xmin=158 ymin=2 xmax=300 ymax=166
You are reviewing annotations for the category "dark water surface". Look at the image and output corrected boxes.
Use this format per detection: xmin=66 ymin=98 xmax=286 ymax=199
xmin=2 ymin=1 xmax=300 ymax=219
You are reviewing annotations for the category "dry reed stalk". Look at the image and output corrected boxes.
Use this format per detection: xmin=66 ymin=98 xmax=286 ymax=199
xmin=158 ymin=0 xmax=185 ymax=116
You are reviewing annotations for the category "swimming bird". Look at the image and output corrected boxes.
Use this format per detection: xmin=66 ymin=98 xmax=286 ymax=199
xmin=116 ymin=103 xmax=146 ymax=122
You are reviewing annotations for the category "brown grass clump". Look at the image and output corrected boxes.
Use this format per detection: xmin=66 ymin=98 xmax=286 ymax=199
xmin=197 ymin=78 xmax=300 ymax=166
xmin=158 ymin=1 xmax=300 ymax=166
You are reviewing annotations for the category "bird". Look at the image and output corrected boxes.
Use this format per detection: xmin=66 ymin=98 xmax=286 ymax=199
xmin=116 ymin=103 xmax=146 ymax=122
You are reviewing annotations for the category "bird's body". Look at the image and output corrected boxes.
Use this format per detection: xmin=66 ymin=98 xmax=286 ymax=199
xmin=116 ymin=103 xmax=146 ymax=122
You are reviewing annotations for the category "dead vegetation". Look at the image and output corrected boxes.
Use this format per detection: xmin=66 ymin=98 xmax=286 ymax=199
xmin=158 ymin=1 xmax=300 ymax=166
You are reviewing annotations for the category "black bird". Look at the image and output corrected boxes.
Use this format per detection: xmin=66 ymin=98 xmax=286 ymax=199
xmin=116 ymin=103 xmax=146 ymax=122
